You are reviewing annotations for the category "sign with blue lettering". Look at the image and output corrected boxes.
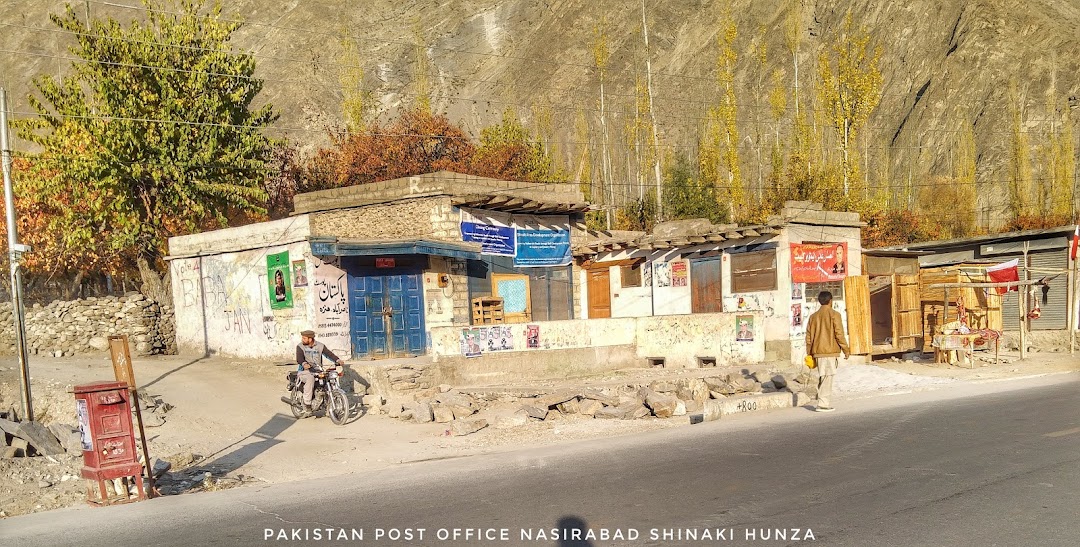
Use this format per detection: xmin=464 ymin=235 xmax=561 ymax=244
xmin=461 ymin=222 xmax=516 ymax=256
xmin=515 ymin=230 xmax=572 ymax=267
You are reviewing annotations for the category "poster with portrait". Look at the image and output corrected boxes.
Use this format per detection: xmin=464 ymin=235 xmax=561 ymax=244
xmin=526 ymin=324 xmax=540 ymax=348
xmin=291 ymin=260 xmax=309 ymax=288
xmin=671 ymin=261 xmax=688 ymax=287
xmin=266 ymin=251 xmax=293 ymax=309
xmin=460 ymin=328 xmax=482 ymax=358
xmin=791 ymin=282 xmax=804 ymax=301
xmin=791 ymin=304 xmax=803 ymax=327
xmin=654 ymin=262 xmax=672 ymax=288
xmin=790 ymin=243 xmax=848 ymax=283
xmin=735 ymin=315 xmax=755 ymax=342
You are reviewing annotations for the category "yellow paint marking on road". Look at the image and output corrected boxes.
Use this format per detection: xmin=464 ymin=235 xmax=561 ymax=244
xmin=1044 ymin=427 xmax=1080 ymax=438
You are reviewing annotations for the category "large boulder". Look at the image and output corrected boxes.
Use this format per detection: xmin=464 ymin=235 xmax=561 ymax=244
xmin=675 ymin=378 xmax=710 ymax=402
xmin=643 ymin=390 xmax=679 ymax=418
xmin=451 ymin=419 xmax=488 ymax=436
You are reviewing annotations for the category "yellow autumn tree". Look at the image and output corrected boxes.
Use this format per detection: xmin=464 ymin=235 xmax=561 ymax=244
xmin=339 ymin=32 xmax=372 ymax=133
xmin=1007 ymin=80 xmax=1033 ymax=220
xmin=918 ymin=125 xmax=978 ymax=239
xmin=817 ymin=13 xmax=883 ymax=198
xmin=700 ymin=12 xmax=743 ymax=221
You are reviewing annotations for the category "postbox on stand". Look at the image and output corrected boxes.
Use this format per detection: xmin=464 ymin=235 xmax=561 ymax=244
xmin=74 ymin=381 xmax=146 ymax=506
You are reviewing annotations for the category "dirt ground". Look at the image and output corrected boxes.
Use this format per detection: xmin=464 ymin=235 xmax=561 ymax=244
xmin=1 ymin=346 xmax=1078 ymax=518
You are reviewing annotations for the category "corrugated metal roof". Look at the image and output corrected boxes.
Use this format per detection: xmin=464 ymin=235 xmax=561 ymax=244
xmin=875 ymin=225 xmax=1076 ymax=252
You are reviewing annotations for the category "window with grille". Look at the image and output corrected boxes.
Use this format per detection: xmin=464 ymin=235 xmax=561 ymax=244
xmin=804 ymin=281 xmax=844 ymax=302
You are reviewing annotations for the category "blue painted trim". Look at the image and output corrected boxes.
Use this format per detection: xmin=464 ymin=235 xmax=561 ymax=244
xmin=310 ymin=238 xmax=481 ymax=260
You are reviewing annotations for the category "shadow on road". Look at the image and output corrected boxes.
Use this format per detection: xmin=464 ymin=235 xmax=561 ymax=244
xmin=156 ymin=413 xmax=293 ymax=495
xmin=142 ymin=356 xmax=207 ymax=389
xmin=557 ymin=516 xmax=595 ymax=547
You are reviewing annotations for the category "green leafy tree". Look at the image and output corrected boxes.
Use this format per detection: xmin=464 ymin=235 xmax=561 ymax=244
xmin=614 ymin=195 xmax=658 ymax=232
xmin=470 ymin=108 xmax=564 ymax=182
xmin=16 ymin=0 xmax=277 ymax=266
xmin=662 ymin=156 xmax=727 ymax=224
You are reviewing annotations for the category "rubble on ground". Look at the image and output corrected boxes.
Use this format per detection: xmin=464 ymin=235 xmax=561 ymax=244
xmin=379 ymin=370 xmax=815 ymax=431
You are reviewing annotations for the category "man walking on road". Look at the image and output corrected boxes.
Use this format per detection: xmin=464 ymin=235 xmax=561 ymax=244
xmin=805 ymin=291 xmax=849 ymax=412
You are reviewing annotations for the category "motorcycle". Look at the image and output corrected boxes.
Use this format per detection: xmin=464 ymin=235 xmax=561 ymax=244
xmin=281 ymin=363 xmax=350 ymax=425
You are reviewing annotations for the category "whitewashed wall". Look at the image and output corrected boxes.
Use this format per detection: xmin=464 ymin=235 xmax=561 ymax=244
xmin=429 ymin=311 xmax=765 ymax=368
xmin=171 ymin=241 xmax=315 ymax=359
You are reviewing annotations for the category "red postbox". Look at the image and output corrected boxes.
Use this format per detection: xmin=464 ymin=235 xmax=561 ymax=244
xmin=74 ymin=381 xmax=146 ymax=505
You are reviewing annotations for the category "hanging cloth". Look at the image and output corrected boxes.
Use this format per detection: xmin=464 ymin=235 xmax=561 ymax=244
xmin=956 ymin=296 xmax=968 ymax=327
xmin=1028 ymin=286 xmax=1042 ymax=319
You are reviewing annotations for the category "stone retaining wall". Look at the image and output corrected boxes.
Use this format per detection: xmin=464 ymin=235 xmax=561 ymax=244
xmin=0 ymin=293 xmax=176 ymax=357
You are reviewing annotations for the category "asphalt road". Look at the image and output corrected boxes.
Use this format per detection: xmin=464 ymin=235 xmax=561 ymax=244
xmin=3 ymin=373 xmax=1079 ymax=547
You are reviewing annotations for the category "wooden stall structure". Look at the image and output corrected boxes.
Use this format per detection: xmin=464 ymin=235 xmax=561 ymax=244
xmin=854 ymin=250 xmax=925 ymax=356
xmin=919 ymin=265 xmax=1003 ymax=349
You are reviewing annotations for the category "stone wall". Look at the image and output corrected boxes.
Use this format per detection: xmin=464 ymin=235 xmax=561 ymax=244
xmin=309 ymin=197 xmax=458 ymax=241
xmin=0 ymin=293 xmax=176 ymax=357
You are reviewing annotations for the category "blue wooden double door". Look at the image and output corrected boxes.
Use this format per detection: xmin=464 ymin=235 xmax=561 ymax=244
xmin=348 ymin=267 xmax=426 ymax=359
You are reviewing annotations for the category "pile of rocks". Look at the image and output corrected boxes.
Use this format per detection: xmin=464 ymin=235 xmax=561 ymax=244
xmin=383 ymin=364 xmax=438 ymax=393
xmin=0 ymin=408 xmax=82 ymax=459
xmin=377 ymin=369 xmax=815 ymax=435
xmin=0 ymin=293 xmax=176 ymax=356
xmin=134 ymin=391 xmax=173 ymax=427
xmin=383 ymin=386 xmax=489 ymax=436
xmin=497 ymin=370 xmax=817 ymax=426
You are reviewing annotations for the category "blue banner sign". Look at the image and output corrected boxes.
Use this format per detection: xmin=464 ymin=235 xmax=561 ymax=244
xmin=515 ymin=229 xmax=572 ymax=267
xmin=461 ymin=222 xmax=516 ymax=256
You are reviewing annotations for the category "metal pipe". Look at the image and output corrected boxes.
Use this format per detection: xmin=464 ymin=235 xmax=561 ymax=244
xmin=0 ymin=88 xmax=33 ymax=421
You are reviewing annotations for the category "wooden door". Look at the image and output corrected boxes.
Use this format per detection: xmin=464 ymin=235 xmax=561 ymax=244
xmin=844 ymin=275 xmax=872 ymax=355
xmin=349 ymin=274 xmax=387 ymax=359
xmin=586 ymin=268 xmax=611 ymax=318
xmin=349 ymin=271 xmax=426 ymax=359
xmin=893 ymin=274 xmax=922 ymax=351
xmin=492 ymin=273 xmax=532 ymax=323
xmin=690 ymin=258 xmax=722 ymax=313
xmin=386 ymin=273 xmax=426 ymax=357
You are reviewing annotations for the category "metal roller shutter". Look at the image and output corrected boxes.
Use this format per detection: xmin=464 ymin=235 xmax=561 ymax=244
xmin=1001 ymin=255 xmax=1024 ymax=331
xmin=1029 ymin=250 xmax=1068 ymax=330
xmin=1000 ymin=250 xmax=1069 ymax=331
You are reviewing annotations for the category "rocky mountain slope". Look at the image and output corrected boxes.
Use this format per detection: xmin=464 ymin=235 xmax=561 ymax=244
xmin=2 ymin=0 xmax=1078 ymax=223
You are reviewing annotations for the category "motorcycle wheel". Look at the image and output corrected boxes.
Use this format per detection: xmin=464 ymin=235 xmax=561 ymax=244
xmin=328 ymin=390 xmax=349 ymax=425
xmin=289 ymin=388 xmax=305 ymax=419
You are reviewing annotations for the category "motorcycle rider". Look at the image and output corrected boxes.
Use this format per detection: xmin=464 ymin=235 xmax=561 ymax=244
xmin=295 ymin=329 xmax=345 ymax=417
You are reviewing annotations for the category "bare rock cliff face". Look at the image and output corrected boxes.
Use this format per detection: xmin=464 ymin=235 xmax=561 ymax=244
xmin=3 ymin=0 xmax=1077 ymax=220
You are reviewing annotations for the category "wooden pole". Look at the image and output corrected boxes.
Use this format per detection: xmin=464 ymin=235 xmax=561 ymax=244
xmin=943 ymin=286 xmax=950 ymax=328
xmin=1018 ymin=289 xmax=1027 ymax=360
xmin=1021 ymin=245 xmax=1029 ymax=360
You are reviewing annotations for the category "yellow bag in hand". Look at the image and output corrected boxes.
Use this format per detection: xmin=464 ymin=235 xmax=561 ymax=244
xmin=804 ymin=354 xmax=816 ymax=369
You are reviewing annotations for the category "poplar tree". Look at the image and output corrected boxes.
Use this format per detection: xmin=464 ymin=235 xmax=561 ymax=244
xmin=817 ymin=13 xmax=883 ymax=197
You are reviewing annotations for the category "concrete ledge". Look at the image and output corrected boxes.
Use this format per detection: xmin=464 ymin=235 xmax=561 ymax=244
xmin=697 ymin=391 xmax=812 ymax=422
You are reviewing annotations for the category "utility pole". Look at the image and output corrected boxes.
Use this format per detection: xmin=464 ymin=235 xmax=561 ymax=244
xmin=0 ymin=88 xmax=33 ymax=421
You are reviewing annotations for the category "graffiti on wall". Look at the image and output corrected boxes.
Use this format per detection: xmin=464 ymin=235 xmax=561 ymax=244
xmin=724 ymin=293 xmax=777 ymax=318
xmin=177 ymin=260 xmax=201 ymax=308
xmin=312 ymin=255 xmax=350 ymax=356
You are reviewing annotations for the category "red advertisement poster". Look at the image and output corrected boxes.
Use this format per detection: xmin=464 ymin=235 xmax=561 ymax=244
xmin=791 ymin=243 xmax=848 ymax=283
